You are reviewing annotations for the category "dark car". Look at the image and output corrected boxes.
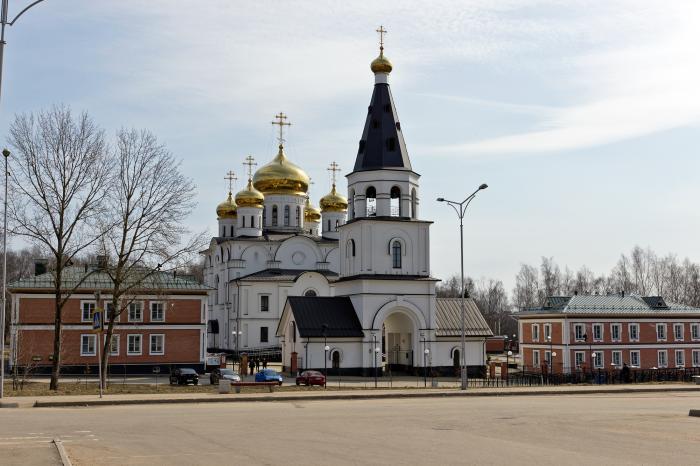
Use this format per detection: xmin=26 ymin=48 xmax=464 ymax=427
xmin=296 ymin=370 xmax=326 ymax=386
xmin=255 ymin=369 xmax=283 ymax=385
xmin=210 ymin=368 xmax=241 ymax=384
xmin=170 ymin=368 xmax=199 ymax=385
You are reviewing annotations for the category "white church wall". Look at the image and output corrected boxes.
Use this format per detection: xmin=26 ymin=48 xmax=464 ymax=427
xmin=274 ymin=236 xmax=323 ymax=269
xmin=433 ymin=339 xmax=486 ymax=367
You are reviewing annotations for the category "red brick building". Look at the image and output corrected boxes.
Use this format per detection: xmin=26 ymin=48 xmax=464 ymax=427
xmin=9 ymin=266 xmax=210 ymax=374
xmin=517 ymin=294 xmax=700 ymax=374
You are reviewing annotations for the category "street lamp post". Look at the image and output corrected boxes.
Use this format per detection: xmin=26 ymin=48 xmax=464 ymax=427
xmin=437 ymin=183 xmax=488 ymax=391
xmin=371 ymin=331 xmax=377 ymax=388
xmin=506 ymin=350 xmax=513 ymax=384
xmin=0 ymin=0 xmax=47 ymax=402
xmin=423 ymin=348 xmax=430 ymax=387
xmin=231 ymin=330 xmax=241 ymax=372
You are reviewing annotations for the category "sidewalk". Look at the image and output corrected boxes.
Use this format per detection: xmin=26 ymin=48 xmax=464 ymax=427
xmin=2 ymin=382 xmax=698 ymax=409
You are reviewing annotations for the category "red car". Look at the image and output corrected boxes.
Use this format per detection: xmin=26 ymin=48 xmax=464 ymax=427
xmin=296 ymin=370 xmax=326 ymax=386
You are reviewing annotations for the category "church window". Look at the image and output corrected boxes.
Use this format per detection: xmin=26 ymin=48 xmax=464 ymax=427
xmin=327 ymin=219 xmax=331 ymax=231
xmin=262 ymin=206 xmax=266 ymax=226
xmin=242 ymin=216 xmax=246 ymax=228
xmin=250 ymin=215 xmax=254 ymax=228
xmin=411 ymin=188 xmax=417 ymax=219
xmin=304 ymin=289 xmax=317 ymax=297
xmin=284 ymin=206 xmax=290 ymax=226
xmin=386 ymin=137 xmax=396 ymax=151
xmin=272 ymin=206 xmax=278 ymax=227
xmin=296 ymin=206 xmax=301 ymax=226
xmin=366 ymin=186 xmax=376 ymax=217
xmin=390 ymin=186 xmax=401 ymax=217
xmin=349 ymin=239 xmax=356 ymax=257
xmin=335 ymin=219 xmax=339 ymax=230
xmin=392 ymin=241 xmax=402 ymax=269
xmin=221 ymin=226 xmax=225 ymax=236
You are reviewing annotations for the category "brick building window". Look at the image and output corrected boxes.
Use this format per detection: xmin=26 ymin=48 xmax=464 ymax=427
xmin=592 ymin=324 xmax=603 ymax=342
xmin=128 ymin=302 xmax=143 ymax=322
xmin=656 ymin=324 xmax=667 ymax=341
xmin=151 ymin=302 xmax=165 ymax=322
xmin=150 ymin=334 xmax=164 ymax=355
xmin=692 ymin=324 xmax=700 ymax=341
xmin=574 ymin=324 xmax=585 ymax=341
xmin=81 ymin=301 xmax=95 ymax=322
xmin=630 ymin=350 xmax=640 ymax=367
xmin=693 ymin=350 xmax=700 ymax=367
xmin=629 ymin=323 xmax=639 ymax=341
xmin=611 ymin=324 xmax=621 ymax=342
xmin=532 ymin=324 xmax=540 ymax=342
xmin=80 ymin=334 xmax=96 ymax=356
xmin=657 ymin=350 xmax=668 ymax=368
xmin=544 ymin=324 xmax=551 ymax=341
xmin=108 ymin=335 xmax=119 ymax=356
xmin=532 ymin=350 xmax=540 ymax=367
xmin=593 ymin=351 xmax=603 ymax=368
xmin=673 ymin=323 xmax=684 ymax=341
xmin=127 ymin=334 xmax=142 ymax=355
xmin=675 ymin=349 xmax=685 ymax=367
xmin=575 ymin=351 xmax=585 ymax=368
xmin=612 ymin=350 xmax=622 ymax=367
xmin=260 ymin=326 xmax=269 ymax=343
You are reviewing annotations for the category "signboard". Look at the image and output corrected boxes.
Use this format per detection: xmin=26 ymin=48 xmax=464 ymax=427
xmin=92 ymin=309 xmax=103 ymax=332
xmin=152 ymin=366 xmax=161 ymax=374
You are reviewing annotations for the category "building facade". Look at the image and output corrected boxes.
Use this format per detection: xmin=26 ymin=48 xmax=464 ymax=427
xmin=9 ymin=266 xmax=209 ymax=374
xmin=518 ymin=294 xmax=700 ymax=374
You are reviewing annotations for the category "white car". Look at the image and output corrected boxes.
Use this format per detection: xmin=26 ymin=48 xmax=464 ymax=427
xmin=210 ymin=368 xmax=241 ymax=384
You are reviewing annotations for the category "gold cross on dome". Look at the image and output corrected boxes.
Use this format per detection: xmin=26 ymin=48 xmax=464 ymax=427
xmin=224 ymin=170 xmax=237 ymax=193
xmin=327 ymin=161 xmax=341 ymax=187
xmin=243 ymin=155 xmax=257 ymax=180
xmin=271 ymin=112 xmax=292 ymax=145
xmin=376 ymin=25 xmax=387 ymax=50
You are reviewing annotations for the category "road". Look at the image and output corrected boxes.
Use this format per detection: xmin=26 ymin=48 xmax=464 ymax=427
xmin=1 ymin=392 xmax=698 ymax=465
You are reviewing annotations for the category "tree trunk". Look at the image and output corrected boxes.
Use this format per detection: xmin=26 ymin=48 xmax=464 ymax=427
xmin=49 ymin=274 xmax=63 ymax=390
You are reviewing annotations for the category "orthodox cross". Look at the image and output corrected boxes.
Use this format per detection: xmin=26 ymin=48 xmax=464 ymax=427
xmin=271 ymin=112 xmax=292 ymax=145
xmin=243 ymin=155 xmax=257 ymax=180
xmin=376 ymin=25 xmax=387 ymax=51
xmin=327 ymin=161 xmax=341 ymax=187
xmin=224 ymin=170 xmax=237 ymax=193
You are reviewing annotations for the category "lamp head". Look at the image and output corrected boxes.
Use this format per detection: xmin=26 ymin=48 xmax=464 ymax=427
xmin=479 ymin=183 xmax=488 ymax=190
xmin=436 ymin=197 xmax=445 ymax=202
xmin=2 ymin=149 xmax=9 ymax=158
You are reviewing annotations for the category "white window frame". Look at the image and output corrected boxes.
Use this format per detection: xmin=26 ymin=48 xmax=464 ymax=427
xmin=127 ymin=334 xmax=142 ymax=356
xmin=574 ymin=324 xmax=585 ymax=342
xmin=675 ymin=349 xmax=685 ymax=367
xmin=611 ymin=350 xmax=622 ymax=367
xmin=673 ymin=323 xmax=684 ymax=341
xmin=81 ymin=300 xmax=96 ymax=323
xmin=610 ymin=323 xmax=622 ymax=342
xmin=531 ymin=324 xmax=540 ymax=342
xmin=657 ymin=350 xmax=668 ymax=368
xmin=593 ymin=351 xmax=604 ymax=369
xmin=103 ymin=300 xmax=118 ymax=322
xmin=656 ymin=323 xmax=667 ymax=342
xmin=592 ymin=323 xmax=603 ymax=342
xmin=107 ymin=334 xmax=119 ymax=356
xmin=575 ymin=351 xmax=585 ymax=368
xmin=545 ymin=350 xmax=552 ymax=365
xmin=128 ymin=302 xmax=144 ymax=323
xmin=691 ymin=324 xmax=700 ymax=341
xmin=532 ymin=349 xmax=540 ymax=367
xmin=80 ymin=334 xmax=96 ymax=356
xmin=628 ymin=323 xmax=640 ymax=342
xmin=630 ymin=350 xmax=640 ymax=367
xmin=150 ymin=301 xmax=165 ymax=322
xmin=544 ymin=323 xmax=551 ymax=341
xmin=149 ymin=334 xmax=165 ymax=355
xmin=693 ymin=350 xmax=700 ymax=368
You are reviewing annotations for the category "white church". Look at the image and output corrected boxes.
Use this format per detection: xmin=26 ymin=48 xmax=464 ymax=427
xmin=203 ymin=35 xmax=492 ymax=376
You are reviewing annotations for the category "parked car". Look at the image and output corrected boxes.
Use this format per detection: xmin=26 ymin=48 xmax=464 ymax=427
xmin=296 ymin=370 xmax=326 ymax=386
xmin=255 ymin=369 xmax=283 ymax=385
xmin=169 ymin=368 xmax=199 ymax=385
xmin=210 ymin=368 xmax=241 ymax=384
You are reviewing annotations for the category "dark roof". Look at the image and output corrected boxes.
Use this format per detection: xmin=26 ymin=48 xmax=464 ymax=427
xmin=286 ymin=296 xmax=364 ymax=338
xmin=237 ymin=269 xmax=338 ymax=283
xmin=352 ymin=83 xmax=412 ymax=172
xmin=435 ymin=298 xmax=493 ymax=337
xmin=520 ymin=294 xmax=699 ymax=316
xmin=9 ymin=266 xmax=210 ymax=293
xmin=335 ymin=274 xmax=437 ymax=283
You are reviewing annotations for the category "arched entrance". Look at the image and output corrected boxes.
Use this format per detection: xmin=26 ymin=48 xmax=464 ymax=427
xmin=332 ymin=350 xmax=340 ymax=369
xmin=452 ymin=349 xmax=460 ymax=375
xmin=382 ymin=311 xmax=416 ymax=373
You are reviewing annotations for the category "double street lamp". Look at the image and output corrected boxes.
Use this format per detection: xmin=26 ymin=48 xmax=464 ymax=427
xmin=437 ymin=183 xmax=488 ymax=390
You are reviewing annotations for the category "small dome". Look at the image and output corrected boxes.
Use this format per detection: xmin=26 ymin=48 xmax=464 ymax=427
xmin=253 ymin=145 xmax=309 ymax=195
xmin=371 ymin=50 xmax=393 ymax=74
xmin=235 ymin=179 xmax=264 ymax=209
xmin=319 ymin=184 xmax=348 ymax=213
xmin=304 ymin=196 xmax=321 ymax=223
xmin=216 ymin=192 xmax=237 ymax=219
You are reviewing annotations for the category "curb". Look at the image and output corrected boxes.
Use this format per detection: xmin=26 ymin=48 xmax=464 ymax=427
xmin=32 ymin=386 xmax=700 ymax=408
xmin=53 ymin=438 xmax=72 ymax=466
xmin=690 ymin=410 xmax=700 ymax=417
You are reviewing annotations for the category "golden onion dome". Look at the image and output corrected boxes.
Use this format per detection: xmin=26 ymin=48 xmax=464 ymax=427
xmin=304 ymin=197 xmax=321 ymax=223
xmin=216 ymin=192 xmax=237 ymax=219
xmin=235 ymin=179 xmax=265 ymax=209
xmin=370 ymin=50 xmax=393 ymax=74
xmin=319 ymin=184 xmax=348 ymax=213
xmin=253 ymin=144 xmax=309 ymax=195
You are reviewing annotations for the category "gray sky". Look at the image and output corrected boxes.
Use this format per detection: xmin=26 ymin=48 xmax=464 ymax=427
xmin=1 ymin=0 xmax=698 ymax=291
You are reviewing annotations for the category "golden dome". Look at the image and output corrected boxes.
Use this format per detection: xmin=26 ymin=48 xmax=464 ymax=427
xmin=304 ymin=196 xmax=321 ymax=223
xmin=216 ymin=192 xmax=237 ymax=219
xmin=235 ymin=179 xmax=265 ymax=209
xmin=371 ymin=50 xmax=393 ymax=74
xmin=253 ymin=144 xmax=309 ymax=195
xmin=319 ymin=184 xmax=348 ymax=213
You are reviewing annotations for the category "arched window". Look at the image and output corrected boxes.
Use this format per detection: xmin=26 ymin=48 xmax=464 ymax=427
xmin=350 ymin=239 xmax=356 ymax=257
xmin=332 ymin=350 xmax=340 ymax=369
xmin=242 ymin=216 xmax=246 ymax=228
xmin=262 ymin=206 xmax=266 ymax=226
xmin=411 ymin=188 xmax=417 ymax=219
xmin=335 ymin=219 xmax=339 ymax=230
xmin=366 ymin=186 xmax=376 ymax=217
xmin=230 ymin=226 xmax=234 ymax=237
xmin=348 ymin=189 xmax=355 ymax=219
xmin=250 ymin=216 xmax=254 ymax=228
xmin=390 ymin=186 xmax=401 ymax=217
xmin=284 ymin=206 xmax=290 ymax=226
xmin=392 ymin=241 xmax=402 ymax=269
xmin=221 ymin=226 xmax=225 ymax=236
xmin=304 ymin=289 xmax=317 ymax=297
xmin=327 ymin=219 xmax=331 ymax=231
xmin=215 ymin=275 xmax=220 ymax=304
xmin=453 ymin=349 xmax=460 ymax=369
xmin=272 ymin=205 xmax=278 ymax=227
xmin=296 ymin=206 xmax=301 ymax=226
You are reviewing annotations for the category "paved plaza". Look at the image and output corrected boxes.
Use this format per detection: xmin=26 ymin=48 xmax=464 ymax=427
xmin=1 ymin=391 xmax=699 ymax=465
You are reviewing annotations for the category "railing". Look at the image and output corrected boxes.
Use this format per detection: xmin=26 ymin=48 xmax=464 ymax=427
xmin=499 ymin=366 xmax=700 ymax=386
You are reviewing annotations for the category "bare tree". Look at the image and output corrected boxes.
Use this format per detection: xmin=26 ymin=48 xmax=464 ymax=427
xmin=540 ymin=257 xmax=561 ymax=297
xmin=8 ymin=106 xmax=112 ymax=390
xmin=512 ymin=264 xmax=540 ymax=309
xmin=98 ymin=128 xmax=205 ymax=382
xmin=472 ymin=278 xmax=512 ymax=335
